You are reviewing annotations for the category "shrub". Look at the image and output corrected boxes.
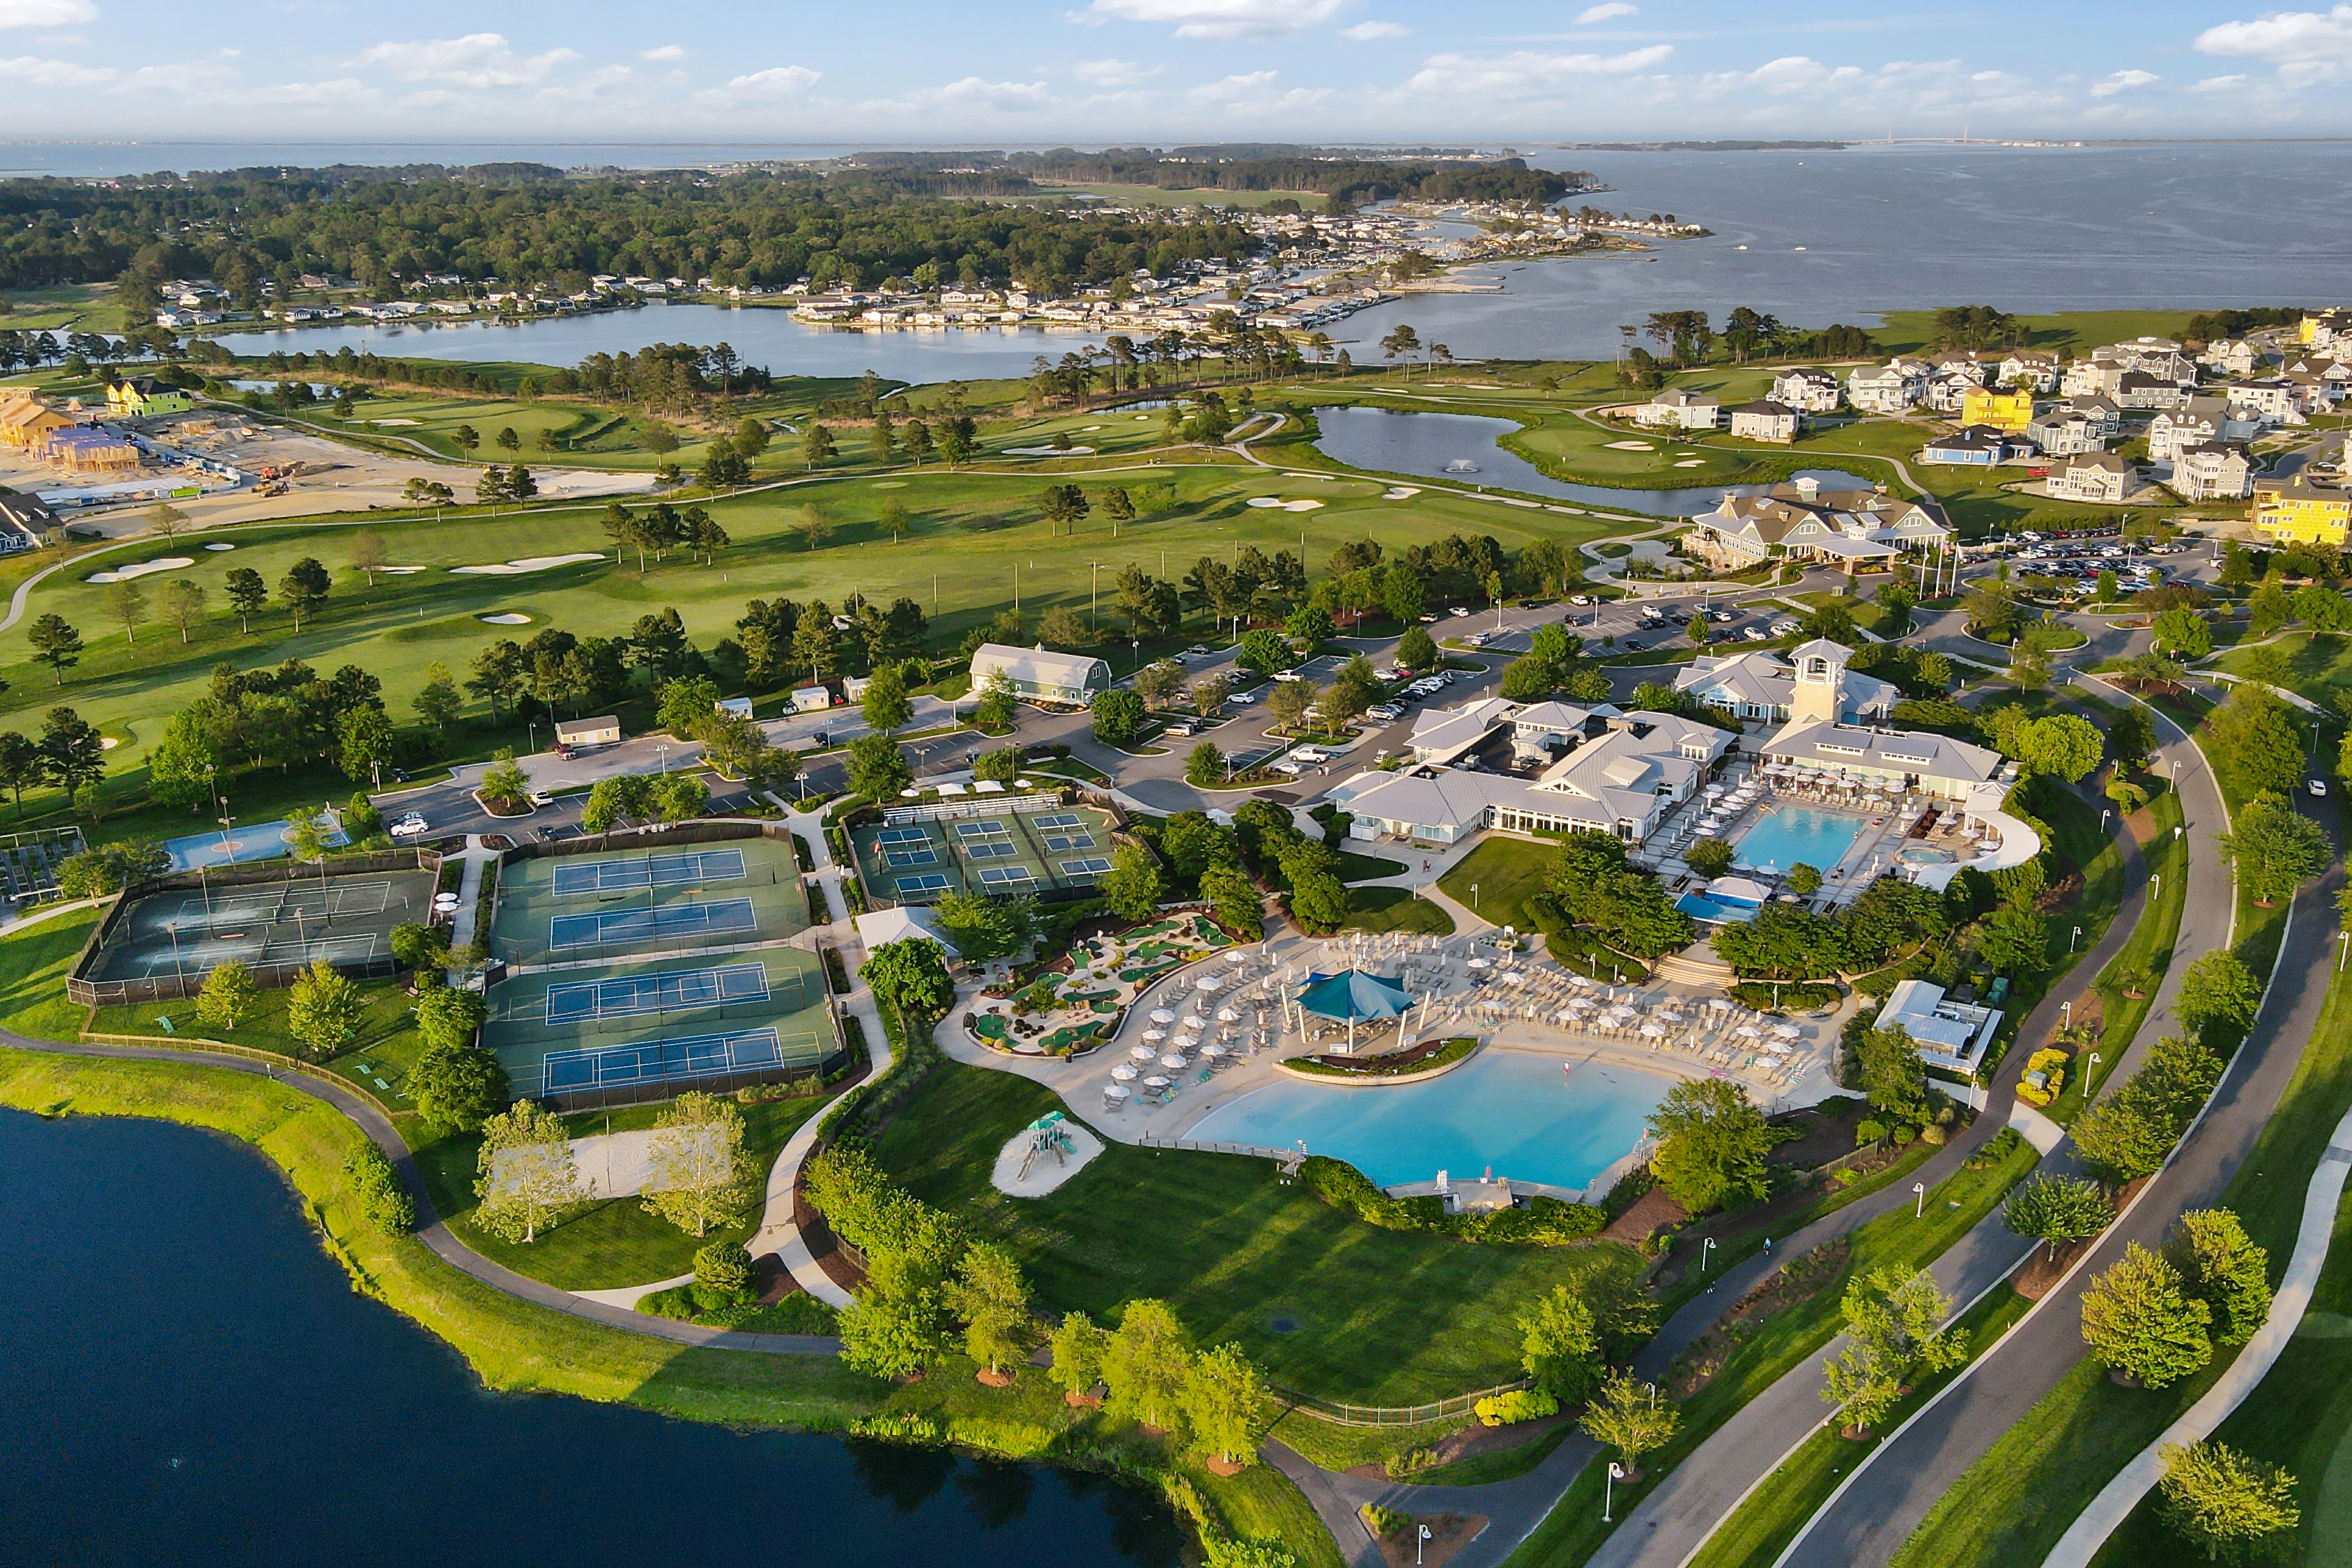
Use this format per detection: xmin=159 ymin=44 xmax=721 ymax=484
xmin=342 ymin=1144 xmax=415 ymax=1233
xmin=694 ymin=1239 xmax=755 ymax=1296
xmin=1475 ymin=1388 xmax=1560 ymax=1427
xmin=1360 ymin=1504 xmax=1409 ymax=1540
xmin=2015 ymin=1047 xmax=2070 ymax=1107
xmin=1856 ymin=1118 xmax=1888 ymax=1146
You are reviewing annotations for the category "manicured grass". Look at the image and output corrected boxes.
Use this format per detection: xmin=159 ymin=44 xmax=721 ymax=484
xmin=1339 ymin=884 xmax=1456 ymax=936
xmin=1689 ymin=1287 xmax=2034 ymax=1568
xmin=92 ymin=976 xmax=429 ymax=1112
xmin=410 ymin=1093 xmax=827 ymax=1291
xmin=1506 ymin=1133 xmax=2042 ymax=1568
xmin=2214 ymin=629 xmax=2352 ymax=712
xmin=1335 ymin=850 xmax=1406 ymax=883
xmin=0 ymin=908 xmax=103 ymax=1041
xmin=872 ymin=1059 xmax=1647 ymax=1406
xmin=1437 ymin=836 xmax=1555 ymax=928
xmin=0 ymin=463 xmax=1620 ymax=810
xmin=2056 ymin=787 xmax=2188 ymax=1119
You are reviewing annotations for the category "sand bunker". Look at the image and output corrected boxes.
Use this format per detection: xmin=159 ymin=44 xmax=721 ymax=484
xmin=1282 ymin=499 xmax=1325 ymax=512
xmin=1003 ymin=445 xmax=1094 ymax=456
xmin=378 ymin=565 xmax=426 ymax=574
xmin=1381 ymin=486 xmax=1422 ymax=500
xmin=370 ymin=418 xmax=422 ymax=427
xmin=1245 ymin=497 xmax=1284 ymax=507
xmin=449 ymin=553 xmax=605 ymax=576
xmin=1675 ymin=460 xmax=1706 ymax=468
xmin=203 ymin=541 xmax=236 ymax=552
xmin=100 ymin=737 xmax=120 ymax=750
xmin=85 ymin=556 xmax=194 ymax=585
xmin=1605 ymin=440 xmax=1656 ymax=451
xmin=479 ymin=612 xmax=532 ymax=625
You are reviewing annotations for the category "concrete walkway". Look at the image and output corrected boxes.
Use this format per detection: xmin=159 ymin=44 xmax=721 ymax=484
xmin=449 ymin=835 xmax=489 ymax=948
xmin=2041 ymin=1096 xmax=2352 ymax=1566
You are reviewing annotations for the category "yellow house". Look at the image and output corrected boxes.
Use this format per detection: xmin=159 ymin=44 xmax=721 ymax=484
xmin=2252 ymin=475 xmax=2352 ymax=547
xmin=1960 ymin=386 xmax=2034 ymax=433
xmin=104 ymin=376 xmax=191 ymax=418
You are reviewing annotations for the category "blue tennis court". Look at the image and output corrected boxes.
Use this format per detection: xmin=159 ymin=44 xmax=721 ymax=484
xmin=542 ymin=1026 xmax=783 ymax=1091
xmin=551 ymin=847 xmax=748 ymax=898
xmin=548 ymin=897 xmax=758 ymax=951
xmin=544 ymin=961 xmax=770 ymax=1024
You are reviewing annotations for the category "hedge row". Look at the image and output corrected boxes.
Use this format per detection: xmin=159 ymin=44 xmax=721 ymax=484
xmin=1299 ymin=1155 xmax=1606 ymax=1245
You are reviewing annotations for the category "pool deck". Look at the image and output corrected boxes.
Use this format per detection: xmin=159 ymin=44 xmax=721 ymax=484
xmin=935 ymin=923 xmax=1841 ymax=1180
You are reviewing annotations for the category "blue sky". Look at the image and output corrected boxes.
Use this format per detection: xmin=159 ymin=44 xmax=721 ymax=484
xmin=3 ymin=1 xmax=2352 ymax=143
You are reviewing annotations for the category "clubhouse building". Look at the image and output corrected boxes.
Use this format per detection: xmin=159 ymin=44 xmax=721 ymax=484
xmin=969 ymin=643 xmax=1115 ymax=707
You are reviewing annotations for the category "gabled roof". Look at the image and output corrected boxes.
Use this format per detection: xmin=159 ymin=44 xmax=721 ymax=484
xmin=1764 ymin=719 xmax=2004 ymax=787
xmin=969 ymin=642 xmax=1112 ymax=687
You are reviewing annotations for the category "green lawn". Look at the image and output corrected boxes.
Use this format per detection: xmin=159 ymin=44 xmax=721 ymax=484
xmin=92 ymin=975 xmax=430 ymax=1111
xmin=1339 ymin=884 xmax=1455 ymax=936
xmin=871 ymin=1059 xmax=1644 ymax=1405
xmin=411 ymin=1093 xmax=827 ymax=1291
xmin=1509 ymin=1133 xmax=2043 ymax=1568
xmin=2055 ymin=787 xmax=2188 ymax=1119
xmin=1437 ymin=836 xmax=1555 ymax=926
xmin=0 ymin=908 xmax=103 ymax=1041
xmin=2215 ymin=630 xmax=2352 ymax=712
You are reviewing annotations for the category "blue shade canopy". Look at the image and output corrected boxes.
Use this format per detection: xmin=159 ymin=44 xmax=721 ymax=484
xmin=1295 ymin=969 xmax=1414 ymax=1022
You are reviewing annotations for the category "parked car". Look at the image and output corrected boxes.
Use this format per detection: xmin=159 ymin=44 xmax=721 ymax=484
xmin=1365 ymin=704 xmax=1402 ymax=722
xmin=1742 ymin=626 xmax=1769 ymax=642
xmin=1569 ymin=594 xmax=1593 ymax=606
xmin=1381 ymin=665 xmax=1413 ymax=680
xmin=1770 ymin=618 xmax=1800 ymax=636
xmin=1271 ymin=670 xmax=1305 ymax=683
xmin=1186 ymin=644 xmax=1214 ymax=656
xmin=1465 ymin=631 xmax=1491 ymax=647
xmin=390 ymin=814 xmax=430 ymax=839
xmin=1270 ymin=758 xmax=1305 ymax=777
xmin=2312 ymin=777 xmax=2330 ymax=799
xmin=1164 ymin=721 xmax=1194 ymax=738
xmin=527 ymin=789 xmax=553 ymax=808
xmin=1711 ymin=610 xmax=1735 ymax=623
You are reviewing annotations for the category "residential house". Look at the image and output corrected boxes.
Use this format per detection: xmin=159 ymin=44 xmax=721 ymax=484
xmin=1673 ymin=648 xmax=1896 ymax=725
xmin=40 ymin=426 xmax=141 ymax=477
xmin=2199 ymin=338 xmax=2262 ymax=377
xmin=2093 ymin=337 xmax=2197 ymax=381
xmin=2170 ymin=442 xmax=2253 ymax=502
xmin=1845 ymin=359 xmax=1928 ymax=414
xmin=2252 ymin=475 xmax=2352 ymax=547
xmin=555 ymin=716 xmax=622 ymax=748
xmin=967 ymin=643 xmax=1114 ymax=707
xmin=1959 ymin=386 xmax=2035 ymax=433
xmin=103 ymin=376 xmax=190 ymax=419
xmin=2115 ymin=370 xmax=2192 ymax=411
xmin=2222 ymin=378 xmax=2303 ymax=424
xmin=2063 ymin=394 xmax=2123 ymax=440
xmin=1997 ymin=351 xmax=2061 ymax=392
xmin=2298 ymin=309 xmax=2352 ymax=349
xmin=1770 ymin=367 xmax=1842 ymax=413
xmin=2025 ymin=408 xmax=2106 ymax=456
xmin=1728 ymin=399 xmax=1801 ymax=443
xmin=1925 ymin=370 xmax=1978 ymax=415
xmin=2045 ymin=452 xmax=2136 ymax=504
xmin=0 ymin=394 xmax=70 ymax=452
xmin=1928 ymin=350 xmax=1995 ymax=385
xmin=1634 ymin=387 xmax=1721 ymax=431
xmin=1922 ymin=425 xmax=2030 ymax=466
xmin=2061 ymin=360 xmax=2122 ymax=399
xmin=2148 ymin=397 xmax=2254 ymax=461
xmin=0 ymin=491 xmax=56 ymax=551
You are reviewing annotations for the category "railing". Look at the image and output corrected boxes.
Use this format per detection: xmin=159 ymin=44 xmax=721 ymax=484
xmin=1133 ymin=1132 xmax=1302 ymax=1165
xmin=71 ymin=953 xmax=406 ymax=1008
xmin=882 ymin=792 xmax=1063 ymax=825
xmin=1270 ymin=1378 xmax=1537 ymax=1428
xmin=77 ymin=1030 xmax=401 ymax=1121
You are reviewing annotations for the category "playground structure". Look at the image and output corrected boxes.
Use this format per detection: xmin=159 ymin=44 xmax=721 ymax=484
xmin=1015 ymin=1112 xmax=1077 ymax=1183
xmin=990 ymin=1108 xmax=1106 ymax=1197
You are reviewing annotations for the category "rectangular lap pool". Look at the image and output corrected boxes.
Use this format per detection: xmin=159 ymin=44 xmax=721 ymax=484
xmin=1732 ymin=805 xmax=1870 ymax=877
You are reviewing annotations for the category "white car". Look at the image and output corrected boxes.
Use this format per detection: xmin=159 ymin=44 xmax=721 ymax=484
xmin=1270 ymin=670 xmax=1305 ymax=683
xmin=1769 ymin=619 xmax=1800 ymax=636
xmin=1270 ymin=758 xmax=1305 ymax=777
xmin=1569 ymin=594 xmax=1593 ymax=606
xmin=389 ymin=815 xmax=429 ymax=838
xmin=1365 ymin=704 xmax=1402 ymax=722
xmin=1164 ymin=721 xmax=1194 ymax=738
xmin=527 ymin=789 xmax=553 ymax=808
xmin=1291 ymin=746 xmax=1330 ymax=764
xmin=1381 ymin=666 xmax=1412 ymax=680
xmin=2312 ymin=777 xmax=2330 ymax=798
xmin=1742 ymin=626 xmax=1769 ymax=642
xmin=1465 ymin=631 xmax=1491 ymax=647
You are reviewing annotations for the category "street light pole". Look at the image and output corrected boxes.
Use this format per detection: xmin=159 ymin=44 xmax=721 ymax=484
xmin=1914 ymin=1180 xmax=1926 ymax=1219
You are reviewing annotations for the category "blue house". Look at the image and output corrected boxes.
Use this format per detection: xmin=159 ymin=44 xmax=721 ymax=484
xmin=1920 ymin=424 xmax=2027 ymax=467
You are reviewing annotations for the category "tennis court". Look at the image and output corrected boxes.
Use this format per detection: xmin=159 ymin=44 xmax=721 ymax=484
xmin=486 ymin=945 xmax=834 ymax=1101
xmin=849 ymin=805 xmax=1119 ymax=906
xmin=544 ymin=961 xmax=771 ymax=1024
xmin=84 ymin=868 xmax=439 ymax=985
xmin=551 ymin=847 xmax=746 ymax=898
xmin=490 ymin=833 xmax=808 ymax=967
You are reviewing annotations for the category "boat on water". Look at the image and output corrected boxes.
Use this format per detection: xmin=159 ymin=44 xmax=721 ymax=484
xmin=1793 ymin=245 xmax=1808 ymax=252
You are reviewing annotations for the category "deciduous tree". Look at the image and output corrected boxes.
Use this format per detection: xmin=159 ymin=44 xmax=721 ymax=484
xmin=2080 ymin=1242 xmax=2212 ymax=1388
xmin=2156 ymin=1440 xmax=2300 ymax=1561
xmin=640 ymin=1091 xmax=754 ymax=1238
xmin=2003 ymin=1174 xmax=2112 ymax=1261
xmin=473 ymin=1098 xmax=585 ymax=1244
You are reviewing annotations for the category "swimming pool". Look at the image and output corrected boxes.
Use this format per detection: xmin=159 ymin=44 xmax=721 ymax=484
xmin=1184 ymin=1050 xmax=1667 ymax=1191
xmin=1677 ymin=891 xmax=1761 ymax=923
xmin=1732 ymin=805 xmax=1870 ymax=876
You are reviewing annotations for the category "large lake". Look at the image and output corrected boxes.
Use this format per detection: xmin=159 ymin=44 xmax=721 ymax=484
xmin=203 ymin=142 xmax=2352 ymax=379
xmin=0 ymin=1107 xmax=1181 ymax=1568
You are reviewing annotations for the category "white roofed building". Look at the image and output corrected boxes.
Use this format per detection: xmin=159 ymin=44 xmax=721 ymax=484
xmin=1674 ymin=648 xmax=1896 ymax=725
xmin=967 ymin=643 xmax=1114 ymax=706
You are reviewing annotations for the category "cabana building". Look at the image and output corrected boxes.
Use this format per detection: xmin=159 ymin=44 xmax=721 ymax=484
xmin=969 ymin=643 xmax=1114 ymax=707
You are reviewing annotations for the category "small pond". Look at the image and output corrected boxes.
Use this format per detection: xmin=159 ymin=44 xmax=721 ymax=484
xmin=1310 ymin=404 xmax=1873 ymax=517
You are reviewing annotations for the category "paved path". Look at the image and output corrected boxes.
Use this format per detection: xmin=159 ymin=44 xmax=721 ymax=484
xmin=0 ymin=554 xmax=70 ymax=633
xmin=2043 ymin=1096 xmax=2352 ymax=1566
xmin=0 ymin=1029 xmax=843 ymax=1354
xmin=449 ymin=835 xmax=489 ymax=948
xmin=1589 ymin=781 xmax=2154 ymax=1568
xmin=1778 ymin=698 xmax=2331 ymax=1568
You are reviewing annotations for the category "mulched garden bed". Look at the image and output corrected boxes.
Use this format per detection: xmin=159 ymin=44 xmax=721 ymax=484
xmin=1668 ymin=1235 xmax=1850 ymax=1399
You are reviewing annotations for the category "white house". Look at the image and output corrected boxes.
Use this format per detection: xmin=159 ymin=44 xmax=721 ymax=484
xmin=1685 ymin=479 xmax=1947 ymax=570
xmin=2024 ymin=408 xmax=2105 ymax=456
xmin=1771 ymin=368 xmax=1842 ymax=413
xmin=1759 ymin=643 xmax=2011 ymax=804
xmin=1673 ymin=648 xmax=1896 ymax=725
xmin=1879 ymin=979 xmax=2004 ymax=1078
xmin=1997 ymin=351 xmax=2061 ymax=392
xmin=1845 ymin=359 xmax=1928 ymax=414
xmin=2171 ymin=442 xmax=2254 ymax=502
xmin=2046 ymin=452 xmax=2136 ymax=504
xmin=1728 ymin=399 xmax=1801 ymax=443
xmin=1635 ymin=387 xmax=1721 ymax=431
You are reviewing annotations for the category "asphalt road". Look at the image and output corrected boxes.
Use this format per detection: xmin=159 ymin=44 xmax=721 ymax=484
xmin=1778 ymin=696 xmax=2337 ymax=1568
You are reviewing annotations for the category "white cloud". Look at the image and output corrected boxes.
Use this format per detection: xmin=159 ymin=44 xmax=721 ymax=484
xmin=1704 ymin=55 xmax=1865 ymax=93
xmin=1342 ymin=20 xmax=1406 ymax=39
xmin=2193 ymin=73 xmax=2250 ymax=91
xmin=0 ymin=0 xmax=98 ymax=28
xmin=870 ymin=75 xmax=1050 ymax=111
xmin=2089 ymin=68 xmax=2158 ymax=96
xmin=0 ymin=51 xmax=107 ymax=82
xmin=1087 ymin=0 xmax=1343 ymax=40
xmin=1072 ymin=56 xmax=1155 ymax=84
xmin=2197 ymin=5 xmax=2352 ymax=83
xmin=1574 ymin=2 xmax=1636 ymax=22
xmin=354 ymin=33 xmax=577 ymax=89
xmin=1192 ymin=68 xmax=1277 ymax=98
xmin=1405 ymin=45 xmax=1673 ymax=97
xmin=640 ymin=44 xmax=685 ymax=61
xmin=723 ymin=64 xmax=819 ymax=95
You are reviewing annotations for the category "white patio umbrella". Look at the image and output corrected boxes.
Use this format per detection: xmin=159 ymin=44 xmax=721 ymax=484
xmin=1735 ymin=1024 xmax=1763 ymax=1040
xmin=1161 ymin=1054 xmax=1188 ymax=1070
xmin=1707 ymin=997 xmax=1734 ymax=1010
xmin=1195 ymin=973 xmax=1223 ymax=992
xmin=1468 ymin=957 xmax=1493 ymax=971
xmin=1639 ymin=1022 xmax=1667 ymax=1038
xmin=1181 ymin=1014 xmax=1207 ymax=1029
xmin=1226 ymin=950 xmax=1249 ymax=964
xmin=1174 ymin=1033 xmax=1200 ymax=1051
xmin=1130 ymin=1044 xmax=1158 ymax=1062
xmin=1150 ymin=1008 xmax=1177 ymax=1024
xmin=1201 ymin=1043 xmax=1227 ymax=1059
xmin=1142 ymin=1029 xmax=1167 ymax=1043
xmin=1503 ymin=969 xmax=1529 ymax=985
xmin=1774 ymin=1024 xmax=1803 ymax=1040
xmin=1103 ymin=1082 xmax=1133 ymax=1102
xmin=1142 ymin=1075 xmax=1171 ymax=1089
xmin=1111 ymin=1063 xmax=1139 ymax=1082
xmin=1217 ymin=1007 xmax=1240 ymax=1023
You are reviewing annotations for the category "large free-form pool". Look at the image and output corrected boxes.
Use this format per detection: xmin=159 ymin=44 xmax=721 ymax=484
xmin=1732 ymin=804 xmax=1870 ymax=877
xmin=1184 ymin=1050 xmax=1667 ymax=1191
